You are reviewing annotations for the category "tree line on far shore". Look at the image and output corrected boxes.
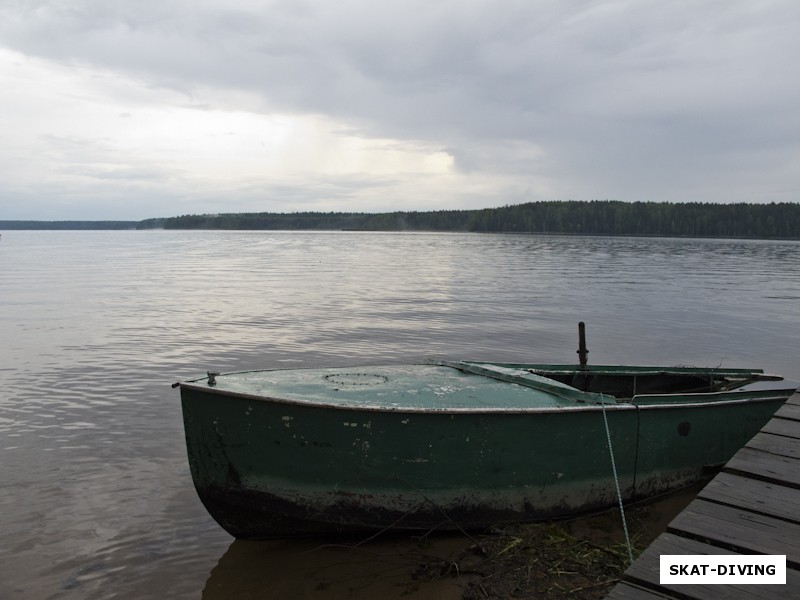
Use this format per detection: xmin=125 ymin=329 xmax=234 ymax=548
xmin=135 ymin=200 xmax=800 ymax=239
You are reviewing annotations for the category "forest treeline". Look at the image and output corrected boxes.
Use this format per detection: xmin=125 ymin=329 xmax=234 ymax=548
xmin=137 ymin=201 xmax=800 ymax=239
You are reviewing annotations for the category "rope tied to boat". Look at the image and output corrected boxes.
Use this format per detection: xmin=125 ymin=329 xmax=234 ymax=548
xmin=600 ymin=400 xmax=635 ymax=565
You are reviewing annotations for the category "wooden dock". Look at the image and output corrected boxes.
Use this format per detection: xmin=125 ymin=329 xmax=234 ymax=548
xmin=607 ymin=390 xmax=800 ymax=599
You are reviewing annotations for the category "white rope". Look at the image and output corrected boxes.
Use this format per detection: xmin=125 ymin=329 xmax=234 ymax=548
xmin=600 ymin=400 xmax=635 ymax=565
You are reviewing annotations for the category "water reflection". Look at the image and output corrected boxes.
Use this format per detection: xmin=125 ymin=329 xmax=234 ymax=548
xmin=203 ymin=536 xmax=471 ymax=600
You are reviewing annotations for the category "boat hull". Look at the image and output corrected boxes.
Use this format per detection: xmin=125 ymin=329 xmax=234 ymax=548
xmin=179 ymin=379 xmax=788 ymax=538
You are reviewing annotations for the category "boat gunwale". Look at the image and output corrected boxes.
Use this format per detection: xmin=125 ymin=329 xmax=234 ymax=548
xmin=492 ymin=362 xmax=779 ymax=379
xmin=177 ymin=381 xmax=795 ymax=415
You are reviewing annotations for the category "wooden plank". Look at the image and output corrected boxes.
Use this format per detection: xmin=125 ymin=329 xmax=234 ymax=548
xmin=774 ymin=402 xmax=800 ymax=422
xmin=723 ymin=447 xmax=800 ymax=489
xmin=786 ymin=392 xmax=800 ymax=407
xmin=667 ymin=499 xmax=800 ymax=568
xmin=697 ymin=471 xmax=800 ymax=524
xmin=760 ymin=416 xmax=800 ymax=439
xmin=622 ymin=532 xmax=797 ymax=600
xmin=605 ymin=581 xmax=679 ymax=600
xmin=626 ymin=532 xmax=738 ymax=584
xmin=761 ymin=414 xmax=800 ymax=439
xmin=745 ymin=431 xmax=800 ymax=460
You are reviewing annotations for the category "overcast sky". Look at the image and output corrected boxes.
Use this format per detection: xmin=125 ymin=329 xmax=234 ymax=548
xmin=1 ymin=0 xmax=798 ymax=220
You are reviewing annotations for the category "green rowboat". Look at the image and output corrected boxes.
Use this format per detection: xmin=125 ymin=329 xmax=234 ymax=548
xmin=176 ymin=361 xmax=795 ymax=539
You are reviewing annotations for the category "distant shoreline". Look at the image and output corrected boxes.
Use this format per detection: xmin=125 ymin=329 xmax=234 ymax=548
xmin=2 ymin=200 xmax=799 ymax=239
xmin=0 ymin=220 xmax=137 ymax=230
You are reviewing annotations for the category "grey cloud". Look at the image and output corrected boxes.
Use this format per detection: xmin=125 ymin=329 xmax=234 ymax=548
xmin=0 ymin=0 xmax=798 ymax=217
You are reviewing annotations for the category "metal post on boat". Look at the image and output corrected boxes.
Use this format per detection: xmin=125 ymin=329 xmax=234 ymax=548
xmin=577 ymin=321 xmax=588 ymax=368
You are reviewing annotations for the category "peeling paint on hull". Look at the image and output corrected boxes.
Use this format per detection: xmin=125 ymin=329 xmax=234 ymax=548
xmin=177 ymin=363 xmax=794 ymax=538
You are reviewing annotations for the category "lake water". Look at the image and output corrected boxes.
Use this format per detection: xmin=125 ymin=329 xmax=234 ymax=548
xmin=1 ymin=230 xmax=799 ymax=599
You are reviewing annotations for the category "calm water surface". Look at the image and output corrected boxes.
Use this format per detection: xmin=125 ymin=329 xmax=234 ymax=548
xmin=1 ymin=230 xmax=798 ymax=599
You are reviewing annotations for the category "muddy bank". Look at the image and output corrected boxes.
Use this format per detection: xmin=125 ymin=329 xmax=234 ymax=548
xmin=425 ymin=484 xmax=702 ymax=599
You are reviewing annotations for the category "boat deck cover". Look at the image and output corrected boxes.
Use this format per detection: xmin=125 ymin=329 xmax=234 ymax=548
xmin=196 ymin=364 xmax=599 ymax=411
